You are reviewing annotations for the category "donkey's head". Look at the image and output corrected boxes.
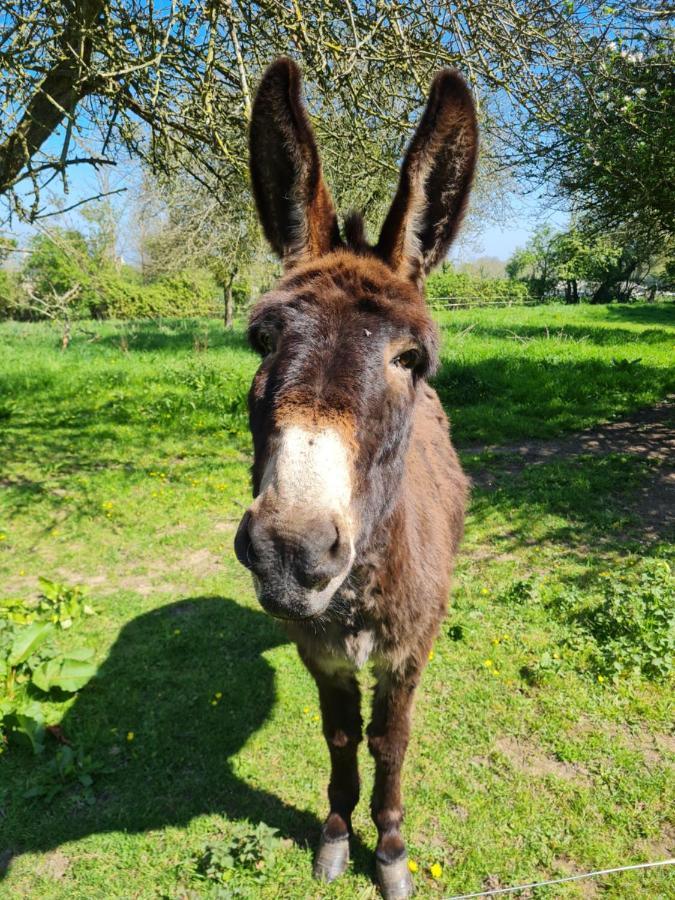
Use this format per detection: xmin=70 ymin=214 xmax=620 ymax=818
xmin=235 ymin=58 xmax=477 ymax=620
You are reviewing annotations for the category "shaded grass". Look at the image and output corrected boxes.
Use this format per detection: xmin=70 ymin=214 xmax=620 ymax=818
xmin=0 ymin=304 xmax=673 ymax=898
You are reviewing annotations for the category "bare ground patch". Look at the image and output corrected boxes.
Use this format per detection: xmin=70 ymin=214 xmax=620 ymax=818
xmin=466 ymin=397 xmax=674 ymax=538
xmin=493 ymin=735 xmax=592 ymax=786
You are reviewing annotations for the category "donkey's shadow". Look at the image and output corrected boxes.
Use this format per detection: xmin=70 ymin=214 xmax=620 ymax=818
xmin=4 ymin=596 xmax=371 ymax=876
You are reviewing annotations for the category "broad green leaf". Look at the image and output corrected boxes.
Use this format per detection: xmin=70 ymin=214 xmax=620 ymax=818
xmin=14 ymin=702 xmax=46 ymax=754
xmin=32 ymin=654 xmax=97 ymax=693
xmin=8 ymin=622 xmax=53 ymax=666
xmin=37 ymin=577 xmax=59 ymax=601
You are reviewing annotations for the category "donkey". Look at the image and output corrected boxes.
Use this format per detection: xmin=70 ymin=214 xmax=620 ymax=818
xmin=234 ymin=58 xmax=477 ymax=899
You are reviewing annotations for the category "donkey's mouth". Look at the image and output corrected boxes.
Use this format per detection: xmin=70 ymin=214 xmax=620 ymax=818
xmin=257 ymin=589 xmax=330 ymax=621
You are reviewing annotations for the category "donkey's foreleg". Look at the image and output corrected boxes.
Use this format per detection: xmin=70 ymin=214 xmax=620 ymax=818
xmin=368 ymin=665 xmax=421 ymax=900
xmin=302 ymin=654 xmax=362 ymax=882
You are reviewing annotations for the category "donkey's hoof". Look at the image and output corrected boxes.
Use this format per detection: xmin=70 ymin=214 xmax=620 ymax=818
xmin=376 ymin=855 xmax=414 ymax=899
xmin=313 ymin=832 xmax=350 ymax=882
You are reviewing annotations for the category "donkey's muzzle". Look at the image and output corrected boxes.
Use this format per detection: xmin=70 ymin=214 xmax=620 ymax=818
xmin=234 ymin=508 xmax=352 ymax=618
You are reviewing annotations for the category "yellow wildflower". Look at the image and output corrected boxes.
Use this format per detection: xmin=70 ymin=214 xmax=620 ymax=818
xmin=215 ymin=692 xmax=222 ymax=699
xmin=597 ymin=675 xmax=605 ymax=683
xmin=408 ymin=860 xmax=418 ymax=873
xmin=428 ymin=650 xmax=435 ymax=661
xmin=483 ymin=659 xmax=493 ymax=667
xmin=126 ymin=732 xmax=135 ymax=741
xmin=481 ymin=588 xmax=490 ymax=595
xmin=430 ymin=862 xmax=442 ymax=879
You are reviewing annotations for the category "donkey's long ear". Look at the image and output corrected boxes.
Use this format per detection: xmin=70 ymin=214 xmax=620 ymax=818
xmin=376 ymin=70 xmax=478 ymax=285
xmin=249 ymin=58 xmax=340 ymax=267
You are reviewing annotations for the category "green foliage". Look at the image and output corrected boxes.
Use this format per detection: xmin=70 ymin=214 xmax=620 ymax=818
xmin=554 ymin=32 xmax=674 ymax=238
xmin=507 ymin=224 xmax=669 ymax=302
xmin=513 ymin=562 xmax=675 ymax=684
xmin=37 ymin=576 xmax=94 ymax=629
xmin=194 ymin=823 xmax=281 ymax=888
xmin=570 ymin=561 xmax=674 ymax=681
xmin=4 ymin=229 xmax=222 ymax=322
xmin=0 ymin=267 xmax=24 ymax=319
xmin=426 ymin=264 xmax=530 ymax=306
xmin=24 ymin=744 xmax=111 ymax=804
xmin=0 ymin=579 xmax=97 ymax=753
xmin=22 ymin=230 xmax=96 ymax=315
xmin=94 ymin=268 xmax=219 ymax=320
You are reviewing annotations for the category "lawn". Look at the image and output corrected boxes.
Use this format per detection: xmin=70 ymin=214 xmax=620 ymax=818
xmin=0 ymin=303 xmax=673 ymax=898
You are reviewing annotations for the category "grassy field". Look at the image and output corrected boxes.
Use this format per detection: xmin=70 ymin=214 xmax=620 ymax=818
xmin=0 ymin=303 xmax=673 ymax=899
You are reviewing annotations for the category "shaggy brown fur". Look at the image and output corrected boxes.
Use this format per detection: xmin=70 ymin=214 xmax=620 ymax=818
xmin=235 ymin=57 xmax=477 ymax=899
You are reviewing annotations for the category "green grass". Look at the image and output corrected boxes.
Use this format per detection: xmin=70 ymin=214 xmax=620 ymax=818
xmin=0 ymin=303 xmax=674 ymax=898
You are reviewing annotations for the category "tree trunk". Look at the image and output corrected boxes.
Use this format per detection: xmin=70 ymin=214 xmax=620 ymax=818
xmin=571 ymin=279 xmax=579 ymax=303
xmin=0 ymin=1 xmax=104 ymax=197
xmin=224 ymin=275 xmax=235 ymax=330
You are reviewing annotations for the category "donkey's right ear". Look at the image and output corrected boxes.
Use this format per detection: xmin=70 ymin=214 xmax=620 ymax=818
xmin=249 ymin=58 xmax=341 ymax=268
xmin=376 ymin=70 xmax=478 ymax=286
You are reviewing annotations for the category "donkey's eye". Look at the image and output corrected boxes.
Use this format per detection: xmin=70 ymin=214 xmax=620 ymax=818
xmin=257 ymin=330 xmax=277 ymax=356
xmin=393 ymin=349 xmax=420 ymax=370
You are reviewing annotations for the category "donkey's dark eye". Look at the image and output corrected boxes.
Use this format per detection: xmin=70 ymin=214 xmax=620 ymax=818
xmin=393 ymin=349 xmax=420 ymax=370
xmin=255 ymin=328 xmax=278 ymax=357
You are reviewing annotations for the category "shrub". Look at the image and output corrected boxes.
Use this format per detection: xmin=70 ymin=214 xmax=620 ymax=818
xmin=426 ymin=265 xmax=531 ymax=307
xmin=584 ymin=561 xmax=674 ymax=681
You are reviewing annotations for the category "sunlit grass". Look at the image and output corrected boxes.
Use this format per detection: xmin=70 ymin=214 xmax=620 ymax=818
xmin=0 ymin=304 xmax=673 ymax=898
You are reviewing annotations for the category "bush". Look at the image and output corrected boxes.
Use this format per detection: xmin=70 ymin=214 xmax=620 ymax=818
xmin=94 ymin=268 xmax=219 ymax=320
xmin=426 ymin=265 xmax=531 ymax=307
xmin=584 ymin=561 xmax=674 ymax=681
xmin=0 ymin=269 xmax=24 ymax=320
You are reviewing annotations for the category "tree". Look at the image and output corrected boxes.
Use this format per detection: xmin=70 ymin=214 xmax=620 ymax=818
xmin=549 ymin=230 xmax=621 ymax=304
xmin=518 ymin=10 xmax=673 ymax=240
xmin=0 ymin=1 xmax=658 ymax=236
xmin=507 ymin=224 xmax=666 ymax=303
xmin=22 ymin=230 xmax=92 ymax=303
xmin=505 ymin=225 xmax=559 ymax=299
xmin=138 ymin=173 xmax=261 ymax=329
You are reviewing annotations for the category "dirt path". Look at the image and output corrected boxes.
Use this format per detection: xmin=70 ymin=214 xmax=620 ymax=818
xmin=465 ymin=397 xmax=674 ymax=536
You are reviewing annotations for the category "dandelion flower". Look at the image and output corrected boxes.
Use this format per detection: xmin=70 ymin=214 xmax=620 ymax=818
xmin=408 ymin=860 xmax=418 ymax=873
xmin=597 ymin=675 xmax=605 ymax=683
xmin=428 ymin=650 xmax=435 ymax=661
xmin=215 ymin=691 xmax=222 ymax=699
xmin=126 ymin=732 xmax=135 ymax=741
xmin=483 ymin=659 xmax=493 ymax=667
xmin=481 ymin=588 xmax=490 ymax=595
xmin=430 ymin=862 xmax=443 ymax=879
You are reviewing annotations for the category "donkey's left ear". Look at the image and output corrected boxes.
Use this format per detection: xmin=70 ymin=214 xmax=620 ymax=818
xmin=249 ymin=58 xmax=341 ymax=268
xmin=376 ymin=70 xmax=478 ymax=285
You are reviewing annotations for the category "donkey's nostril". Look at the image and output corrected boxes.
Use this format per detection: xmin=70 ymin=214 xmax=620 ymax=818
xmin=329 ymin=525 xmax=341 ymax=557
xmin=234 ymin=511 xmax=257 ymax=570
